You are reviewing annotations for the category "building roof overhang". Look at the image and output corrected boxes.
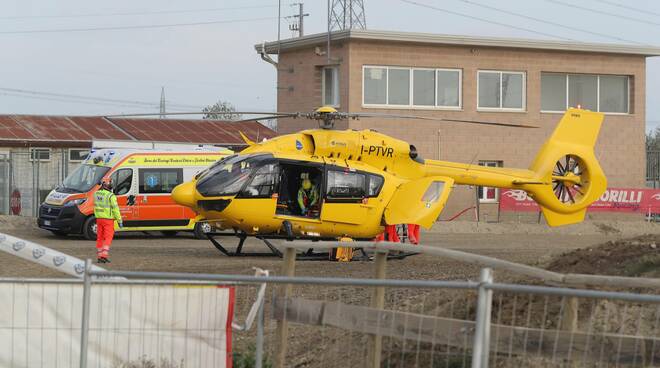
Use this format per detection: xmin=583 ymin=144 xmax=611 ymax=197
xmin=255 ymin=29 xmax=660 ymax=57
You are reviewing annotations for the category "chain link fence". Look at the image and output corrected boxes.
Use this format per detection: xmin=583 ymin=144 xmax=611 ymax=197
xmin=2 ymin=149 xmax=82 ymax=217
xmin=647 ymin=150 xmax=660 ymax=188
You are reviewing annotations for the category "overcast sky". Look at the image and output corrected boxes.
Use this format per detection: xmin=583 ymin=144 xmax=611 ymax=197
xmin=1 ymin=0 xmax=659 ymax=130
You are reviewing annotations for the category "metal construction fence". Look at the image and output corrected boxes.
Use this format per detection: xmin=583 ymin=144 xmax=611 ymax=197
xmin=1 ymin=150 xmax=82 ymax=217
xmin=2 ymin=269 xmax=660 ymax=368
xmin=2 ymin=269 xmax=660 ymax=366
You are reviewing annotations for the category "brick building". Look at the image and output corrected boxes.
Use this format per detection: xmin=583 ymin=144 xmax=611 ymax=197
xmin=256 ymin=29 xmax=660 ymax=220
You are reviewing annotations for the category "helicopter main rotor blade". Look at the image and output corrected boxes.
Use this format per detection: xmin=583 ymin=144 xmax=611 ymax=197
xmin=228 ymin=113 xmax=300 ymax=124
xmin=104 ymin=111 xmax=296 ymax=118
xmin=439 ymin=118 xmax=538 ymax=129
xmin=343 ymin=112 xmax=538 ymax=128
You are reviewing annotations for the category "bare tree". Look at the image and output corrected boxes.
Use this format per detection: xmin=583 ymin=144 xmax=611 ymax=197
xmin=202 ymin=100 xmax=242 ymax=120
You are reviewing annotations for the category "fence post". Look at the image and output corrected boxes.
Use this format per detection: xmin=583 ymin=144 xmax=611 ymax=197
xmin=367 ymin=249 xmax=388 ymax=368
xmin=561 ymin=297 xmax=579 ymax=332
xmin=472 ymin=268 xmax=493 ymax=368
xmin=255 ymin=292 xmax=265 ymax=368
xmin=79 ymin=259 xmax=92 ymax=368
xmin=275 ymin=246 xmax=296 ymax=368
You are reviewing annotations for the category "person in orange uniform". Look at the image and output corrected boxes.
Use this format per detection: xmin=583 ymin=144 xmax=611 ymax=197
xmin=93 ymin=177 xmax=122 ymax=263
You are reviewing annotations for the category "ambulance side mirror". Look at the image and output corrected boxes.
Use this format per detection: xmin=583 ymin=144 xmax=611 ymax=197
xmin=127 ymin=195 xmax=136 ymax=206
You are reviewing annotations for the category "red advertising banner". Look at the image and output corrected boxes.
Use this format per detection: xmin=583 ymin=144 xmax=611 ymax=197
xmin=500 ymin=188 xmax=660 ymax=213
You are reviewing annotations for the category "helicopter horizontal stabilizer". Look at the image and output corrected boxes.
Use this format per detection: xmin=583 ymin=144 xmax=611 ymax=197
xmin=238 ymin=131 xmax=255 ymax=146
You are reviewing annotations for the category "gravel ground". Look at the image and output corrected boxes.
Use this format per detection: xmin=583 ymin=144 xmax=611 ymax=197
xmin=1 ymin=218 xmax=654 ymax=280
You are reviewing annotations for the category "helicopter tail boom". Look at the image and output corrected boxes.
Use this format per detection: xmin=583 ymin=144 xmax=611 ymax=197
xmin=425 ymin=109 xmax=606 ymax=226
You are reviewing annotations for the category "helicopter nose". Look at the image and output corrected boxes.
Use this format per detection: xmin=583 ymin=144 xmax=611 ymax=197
xmin=172 ymin=181 xmax=197 ymax=209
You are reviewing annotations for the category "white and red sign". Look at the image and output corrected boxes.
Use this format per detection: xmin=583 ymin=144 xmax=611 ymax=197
xmin=9 ymin=189 xmax=21 ymax=215
xmin=500 ymin=187 xmax=660 ymax=213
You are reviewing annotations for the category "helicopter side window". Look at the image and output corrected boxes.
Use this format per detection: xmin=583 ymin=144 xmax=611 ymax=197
xmin=422 ymin=181 xmax=445 ymax=203
xmin=367 ymin=174 xmax=384 ymax=197
xmin=240 ymin=163 xmax=280 ymax=198
xmin=196 ymin=155 xmax=268 ymax=197
xmin=326 ymin=170 xmax=366 ymax=201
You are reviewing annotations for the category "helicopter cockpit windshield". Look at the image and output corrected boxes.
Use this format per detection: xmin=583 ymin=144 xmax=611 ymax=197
xmin=196 ymin=154 xmax=273 ymax=197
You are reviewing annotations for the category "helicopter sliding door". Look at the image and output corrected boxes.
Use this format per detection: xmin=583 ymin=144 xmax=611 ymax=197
xmin=384 ymin=176 xmax=454 ymax=228
xmin=231 ymin=161 xmax=281 ymax=232
xmin=320 ymin=168 xmax=381 ymax=225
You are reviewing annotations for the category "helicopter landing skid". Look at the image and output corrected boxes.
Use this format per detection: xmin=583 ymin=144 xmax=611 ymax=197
xmin=204 ymin=232 xmax=418 ymax=261
xmin=205 ymin=232 xmax=331 ymax=260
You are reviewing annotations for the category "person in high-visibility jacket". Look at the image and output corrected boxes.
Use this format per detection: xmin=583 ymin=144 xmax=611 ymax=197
xmin=297 ymin=178 xmax=318 ymax=217
xmin=93 ymin=177 xmax=122 ymax=263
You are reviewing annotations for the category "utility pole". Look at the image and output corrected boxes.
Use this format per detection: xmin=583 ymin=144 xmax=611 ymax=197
xmin=287 ymin=2 xmax=309 ymax=37
xmin=159 ymin=87 xmax=166 ymax=119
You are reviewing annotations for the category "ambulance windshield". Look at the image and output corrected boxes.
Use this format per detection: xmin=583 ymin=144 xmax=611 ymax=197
xmin=62 ymin=164 xmax=110 ymax=193
xmin=196 ymin=154 xmax=270 ymax=197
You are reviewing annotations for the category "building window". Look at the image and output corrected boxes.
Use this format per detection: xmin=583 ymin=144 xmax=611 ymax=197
xmin=139 ymin=168 xmax=183 ymax=194
xmin=69 ymin=149 xmax=90 ymax=162
xmin=322 ymin=66 xmax=339 ymax=107
xmin=478 ymin=161 xmax=502 ymax=203
xmin=413 ymin=69 xmax=435 ymax=106
xmin=388 ymin=68 xmax=411 ymax=105
xmin=437 ymin=70 xmax=461 ymax=107
xmin=363 ymin=66 xmax=461 ymax=108
xmin=477 ymin=71 xmax=525 ymax=111
xmin=541 ymin=73 xmax=629 ymax=113
xmin=30 ymin=148 xmax=51 ymax=161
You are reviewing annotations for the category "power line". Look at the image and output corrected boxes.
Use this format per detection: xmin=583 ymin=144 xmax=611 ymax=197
xmin=399 ymin=0 xmax=574 ymax=41
xmin=591 ymin=0 xmax=660 ymax=19
xmin=0 ymin=4 xmax=277 ymax=20
xmin=543 ymin=0 xmax=660 ymax=27
xmin=0 ymin=92 xmax=195 ymax=114
xmin=454 ymin=0 xmax=645 ymax=45
xmin=0 ymin=87 xmax=199 ymax=109
xmin=0 ymin=16 xmax=276 ymax=35
xmin=0 ymin=92 xmax=159 ymax=109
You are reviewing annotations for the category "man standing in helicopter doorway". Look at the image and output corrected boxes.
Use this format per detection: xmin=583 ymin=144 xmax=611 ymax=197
xmin=297 ymin=173 xmax=318 ymax=217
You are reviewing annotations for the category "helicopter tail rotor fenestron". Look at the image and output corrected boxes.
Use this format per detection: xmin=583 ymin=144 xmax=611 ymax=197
xmin=521 ymin=108 xmax=607 ymax=226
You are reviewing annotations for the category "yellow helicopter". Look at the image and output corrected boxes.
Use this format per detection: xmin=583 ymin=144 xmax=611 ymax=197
xmin=166 ymin=106 xmax=607 ymax=257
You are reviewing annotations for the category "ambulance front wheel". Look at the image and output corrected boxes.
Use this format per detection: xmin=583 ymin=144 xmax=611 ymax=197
xmin=194 ymin=222 xmax=212 ymax=240
xmin=83 ymin=216 xmax=97 ymax=241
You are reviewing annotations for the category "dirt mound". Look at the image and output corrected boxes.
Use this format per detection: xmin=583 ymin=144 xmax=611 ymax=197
xmin=546 ymin=234 xmax=660 ymax=277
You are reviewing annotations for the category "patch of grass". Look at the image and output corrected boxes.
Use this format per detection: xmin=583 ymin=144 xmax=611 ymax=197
xmin=233 ymin=344 xmax=272 ymax=368
xmin=623 ymin=254 xmax=660 ymax=277
xmin=113 ymin=357 xmax=184 ymax=368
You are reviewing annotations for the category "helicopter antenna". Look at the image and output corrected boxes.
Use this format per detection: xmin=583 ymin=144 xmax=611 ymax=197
xmin=465 ymin=150 xmax=480 ymax=172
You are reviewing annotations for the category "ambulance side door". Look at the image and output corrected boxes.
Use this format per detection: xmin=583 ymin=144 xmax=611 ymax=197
xmin=134 ymin=168 xmax=186 ymax=227
xmin=110 ymin=168 xmax=137 ymax=223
